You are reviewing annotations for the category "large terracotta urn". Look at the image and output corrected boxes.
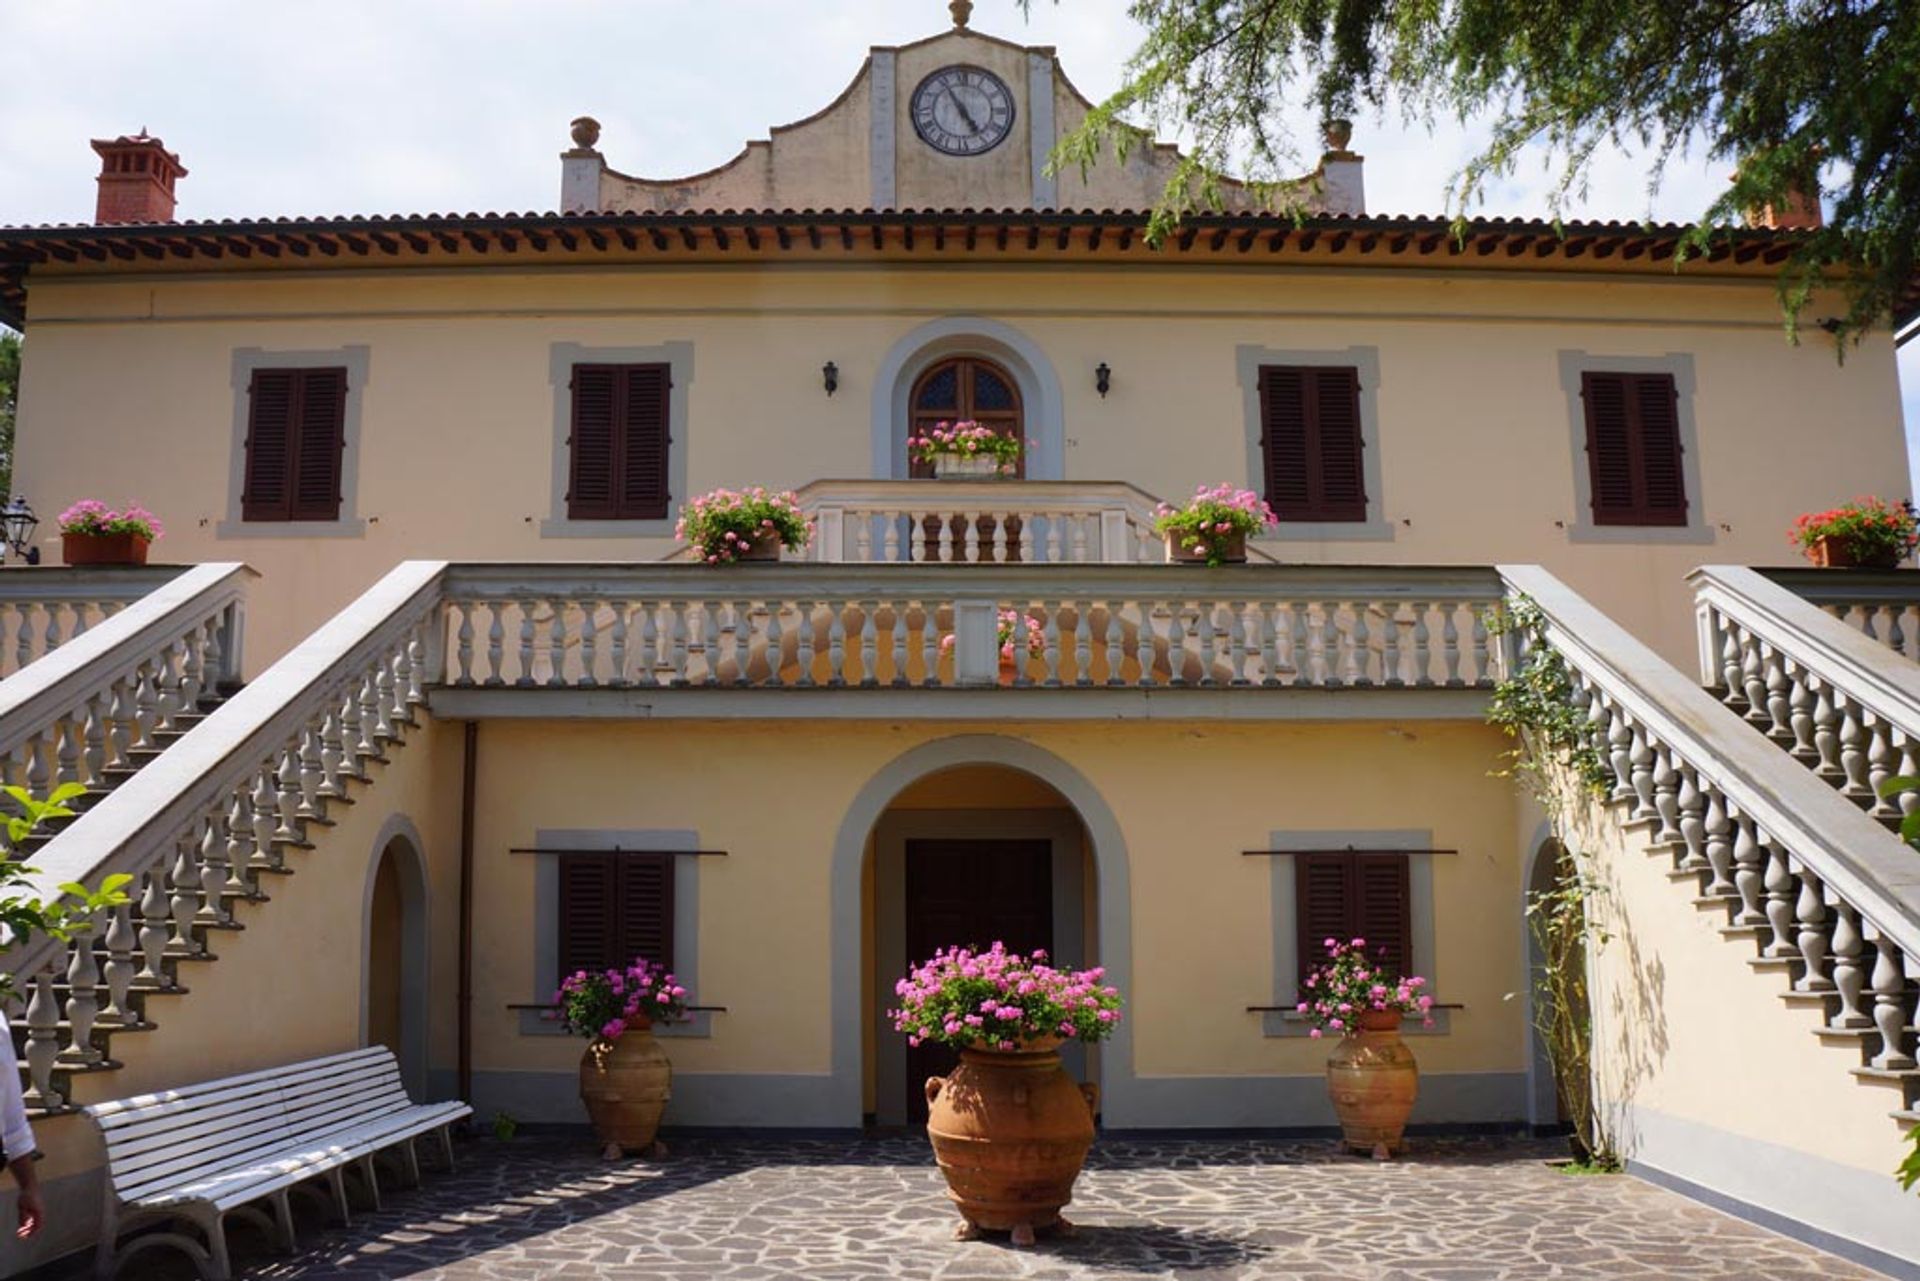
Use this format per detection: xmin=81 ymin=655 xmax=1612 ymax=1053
xmin=1325 ymin=1009 xmax=1418 ymax=1158
xmin=578 ymin=1022 xmax=672 ymax=1159
xmin=924 ymin=1039 xmax=1097 ymax=1245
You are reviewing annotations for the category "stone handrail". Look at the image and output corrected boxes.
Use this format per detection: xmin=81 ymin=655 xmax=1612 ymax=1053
xmin=0 ymin=563 xmax=252 ymax=799
xmin=5 ymin=561 xmax=446 ymax=1110
xmin=793 ymin=479 xmax=1270 ymax=565
xmin=436 ymin=563 xmax=1504 ymax=690
xmin=1502 ymin=565 xmax=1920 ymax=1072
xmin=1757 ymin=566 xmax=1920 ymax=663
xmin=0 ymin=566 xmax=187 ymax=678
xmin=1692 ymin=565 xmax=1920 ymax=824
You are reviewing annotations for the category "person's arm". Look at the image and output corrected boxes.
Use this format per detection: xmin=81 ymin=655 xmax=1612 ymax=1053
xmin=0 ymin=1055 xmax=41 ymax=1239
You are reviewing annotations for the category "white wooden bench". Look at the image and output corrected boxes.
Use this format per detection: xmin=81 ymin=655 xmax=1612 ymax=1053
xmin=83 ymin=1046 xmax=472 ymax=1280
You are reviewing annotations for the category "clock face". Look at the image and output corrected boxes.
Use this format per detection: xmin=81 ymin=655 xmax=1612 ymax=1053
xmin=910 ymin=65 xmax=1016 ymax=157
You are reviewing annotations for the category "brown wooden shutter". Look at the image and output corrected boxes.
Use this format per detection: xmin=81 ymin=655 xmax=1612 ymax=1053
xmin=568 ymin=365 xmax=618 ymax=519
xmin=613 ymin=852 xmax=675 ymax=969
xmin=242 ymin=367 xmax=346 ymax=522
xmin=290 ymin=367 xmax=347 ymax=521
xmin=617 ymin=365 xmax=671 ymax=520
xmin=1295 ymin=851 xmax=1413 ymax=987
xmin=1259 ymin=365 xmax=1367 ymax=521
xmin=556 ymin=853 xmax=617 ymax=980
xmin=1582 ymin=371 xmax=1687 ymax=526
xmin=242 ymin=369 xmax=297 ymax=521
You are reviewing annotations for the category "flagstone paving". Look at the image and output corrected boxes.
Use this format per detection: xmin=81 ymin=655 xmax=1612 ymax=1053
xmin=54 ymin=1133 xmax=1883 ymax=1280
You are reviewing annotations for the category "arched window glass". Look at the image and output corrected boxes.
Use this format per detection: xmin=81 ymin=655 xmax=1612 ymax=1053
xmin=908 ymin=356 xmax=1024 ymax=478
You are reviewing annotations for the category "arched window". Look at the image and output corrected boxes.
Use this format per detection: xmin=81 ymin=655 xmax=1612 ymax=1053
xmin=908 ymin=357 xmax=1025 ymax=478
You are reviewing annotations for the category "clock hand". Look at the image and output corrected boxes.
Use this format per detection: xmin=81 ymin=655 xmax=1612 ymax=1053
xmin=947 ymin=88 xmax=983 ymax=135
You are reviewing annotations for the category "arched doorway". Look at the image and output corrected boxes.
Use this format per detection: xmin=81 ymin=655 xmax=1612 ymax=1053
xmin=1525 ymin=837 xmax=1582 ymax=1134
xmin=863 ymin=764 xmax=1093 ymax=1125
xmin=907 ymin=356 xmax=1026 ymax=478
xmin=364 ymin=824 xmax=430 ymax=1099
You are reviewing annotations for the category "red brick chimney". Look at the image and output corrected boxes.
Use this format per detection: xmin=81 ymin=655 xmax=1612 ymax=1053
xmin=1750 ymin=186 xmax=1823 ymax=231
xmin=90 ymin=131 xmax=187 ymax=224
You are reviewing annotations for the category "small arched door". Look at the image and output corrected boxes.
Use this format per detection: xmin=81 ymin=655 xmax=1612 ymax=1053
xmin=908 ymin=357 xmax=1025 ymax=478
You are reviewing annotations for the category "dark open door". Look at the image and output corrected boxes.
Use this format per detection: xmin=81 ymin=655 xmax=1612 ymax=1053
xmin=903 ymin=839 xmax=1053 ymax=1120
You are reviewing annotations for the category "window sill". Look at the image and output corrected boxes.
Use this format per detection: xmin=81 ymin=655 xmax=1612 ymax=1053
xmin=1263 ymin=519 xmax=1396 ymax=544
xmin=538 ymin=516 xmax=676 ymax=540
xmin=514 ymin=1005 xmax=716 ymax=1038
xmin=1257 ymin=1006 xmax=1455 ymax=1038
xmin=1565 ymin=522 xmax=1716 ymax=546
xmin=216 ymin=517 xmax=367 ymax=540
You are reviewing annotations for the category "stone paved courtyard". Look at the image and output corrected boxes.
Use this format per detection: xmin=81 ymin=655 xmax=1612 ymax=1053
xmin=57 ymin=1133 xmax=1882 ymax=1280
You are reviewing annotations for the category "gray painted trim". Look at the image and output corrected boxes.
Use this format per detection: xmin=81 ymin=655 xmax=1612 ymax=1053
xmin=1117 ymin=1070 xmax=1527 ymax=1130
xmin=830 ymin=735 xmax=1137 ymax=1126
xmin=541 ymin=341 xmax=695 ymax=539
xmin=1027 ymin=52 xmax=1058 ymax=209
xmin=1261 ymin=829 xmax=1450 ymax=1037
xmin=871 ymin=317 xmax=1066 ymax=480
xmin=360 ymin=813 xmax=432 ymax=1100
xmin=219 ymin=345 xmax=371 ymax=539
xmin=1556 ymin=350 xmax=1715 ymax=545
xmin=1521 ymin=822 xmax=1563 ymax=1130
xmin=870 ymin=807 xmax=1089 ymax=1125
xmin=869 ymin=51 xmax=897 ymax=210
xmin=1236 ymin=344 xmax=1394 ymax=542
xmin=524 ymin=828 xmax=712 ymax=1038
xmin=1622 ymin=1105 xmax=1920 ymax=1279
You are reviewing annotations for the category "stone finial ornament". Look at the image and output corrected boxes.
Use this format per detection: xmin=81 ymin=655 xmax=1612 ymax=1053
xmin=569 ymin=116 xmax=603 ymax=152
xmin=1322 ymin=118 xmax=1354 ymax=154
xmin=950 ymin=0 xmax=973 ymax=27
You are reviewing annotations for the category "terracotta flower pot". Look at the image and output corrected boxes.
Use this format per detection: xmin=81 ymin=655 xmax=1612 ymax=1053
xmin=1807 ymin=534 xmax=1903 ymax=570
xmin=1325 ymin=1009 xmax=1418 ymax=1158
xmin=578 ymin=1022 xmax=672 ymax=1159
xmin=61 ymin=532 xmax=150 ymax=566
xmin=1163 ymin=529 xmax=1247 ymax=565
xmin=932 ymin=453 xmax=1006 ymax=480
xmin=735 ymin=529 xmax=784 ymax=561
xmin=924 ymin=1040 xmax=1097 ymax=1245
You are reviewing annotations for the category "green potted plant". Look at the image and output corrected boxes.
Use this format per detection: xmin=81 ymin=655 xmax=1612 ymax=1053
xmin=1297 ymin=937 xmax=1435 ymax=1159
xmin=1153 ymin=485 xmax=1277 ymax=566
xmin=908 ymin=420 xmax=1023 ymax=479
xmin=1790 ymin=497 xmax=1917 ymax=569
xmin=892 ymin=942 xmax=1122 ymax=1244
xmin=57 ymin=501 xmax=163 ymax=567
xmin=557 ymin=957 xmax=689 ymax=1159
xmin=676 ymin=488 xmax=812 ymax=563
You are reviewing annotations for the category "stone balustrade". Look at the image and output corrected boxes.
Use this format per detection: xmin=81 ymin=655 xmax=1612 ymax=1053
xmin=1760 ymin=566 xmax=1920 ymax=663
xmin=4 ymin=561 xmax=443 ymax=1112
xmin=1505 ymin=565 xmax=1920 ymax=1097
xmin=0 ymin=564 xmax=251 ymax=801
xmin=435 ymin=564 xmax=1504 ymax=691
xmin=1692 ymin=565 xmax=1920 ymax=828
xmin=0 ymin=566 xmax=185 ymax=678
xmin=795 ymin=479 xmax=1186 ymax=564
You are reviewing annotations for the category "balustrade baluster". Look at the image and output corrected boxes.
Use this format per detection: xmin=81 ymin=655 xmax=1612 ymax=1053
xmin=360 ymin=671 xmax=391 ymax=760
xmin=82 ymin=694 xmax=108 ymax=786
xmin=1440 ymin=607 xmax=1464 ymax=686
xmin=859 ymin=601 xmax=879 ymax=688
xmin=918 ymin=601 xmax=941 ymax=686
xmin=1323 ymin=602 xmax=1348 ymax=687
xmin=579 ymin=602 xmax=600 ymax=687
xmin=484 ymin=602 xmax=506 ymax=686
xmin=1651 ymin=744 xmax=1680 ymax=844
xmin=297 ymin=723 xmax=327 ymax=820
xmin=825 ymin=601 xmax=848 ymax=687
xmin=1739 ymin=628 xmax=1770 ymax=726
xmin=1868 ymin=721 xmax=1900 ymax=819
xmin=23 ymin=731 xmax=51 ymax=799
xmin=99 ymin=902 xmax=137 ymax=1029
xmin=1134 ymin=601 xmax=1156 ymax=687
xmin=1042 ymin=602 xmax=1063 ymax=687
xmin=608 ymin=601 xmax=631 ymax=686
xmin=226 ymin=791 xmax=257 ymax=896
xmin=1605 ymin=701 xmax=1634 ymax=801
xmin=635 ymin=603 xmax=660 ymax=687
xmin=910 ymin=517 xmax=930 ymax=564
xmin=1380 ymin=604 xmax=1404 ymax=687
xmin=1047 ymin=514 xmax=1067 ymax=564
xmin=132 ymin=661 xmax=159 ymax=750
xmin=1074 ymin=601 xmax=1094 ymax=687
xmin=1868 ymin=940 xmax=1916 ymax=1069
xmin=1811 ymin=679 xmax=1842 ymax=781
xmin=793 ymin=601 xmax=816 ymax=687
xmin=1703 ymin=791 xmax=1736 ymax=896
xmin=317 ymin=704 xmax=348 ymax=797
xmin=55 ymin=708 xmax=82 ymax=789
xmin=989 ymin=516 xmax=1009 ymax=564
xmin=1165 ymin=603 xmax=1188 ymax=687
xmin=61 ymin=919 xmax=102 ymax=1064
xmin=665 ymin=603 xmax=689 ymax=685
xmin=372 ymin=656 xmax=400 ymax=744
xmin=1470 ymin=605 xmax=1492 ymax=685
xmin=41 ymin=603 xmax=64 ymax=664
xmin=963 ymin=519 xmax=981 ymax=564
xmin=175 ymin=820 xmax=213 ymax=941
xmin=1761 ymin=841 xmax=1797 ymax=957
xmin=545 ymin=600 xmax=569 ymax=687
xmin=1719 ymin=619 xmax=1745 ymax=708
xmin=137 ymin=868 xmax=171 ymax=988
xmin=1070 ymin=515 xmax=1090 ymax=563
xmin=1793 ymin=871 xmax=1832 ymax=990
xmin=452 ymin=601 xmax=475 ymax=685
xmin=1411 ymin=604 xmax=1433 ymax=686
xmin=1890 ymin=606 xmax=1910 ymax=659
xmin=180 ymin=624 xmax=207 ymax=712
xmin=854 ymin=517 xmax=874 ymax=563
xmin=1195 ymin=602 xmax=1219 ymax=687
xmin=107 ymin=673 xmax=134 ymax=772
xmin=1787 ymin=666 xmax=1816 ymax=762
xmin=23 ymin=968 xmax=62 ymax=1110
xmin=1344 ymin=606 xmax=1369 ymax=686
xmin=1675 ymin=764 xmax=1708 ymax=871
xmin=891 ymin=601 xmax=911 ymax=687
xmin=14 ymin=604 xmax=35 ymax=672
xmin=1227 ymin=602 xmax=1250 ymax=686
xmin=517 ymin=598 xmax=538 ymax=687
xmin=1260 ymin=604 xmax=1282 ymax=688
xmin=1837 ymin=700 xmax=1872 ymax=801
xmin=1628 ymin=722 xmax=1656 ymax=821
xmin=250 ymin=768 xmax=281 ymax=871
xmin=1762 ymin=647 xmax=1792 ymax=742
xmin=1829 ymin=905 xmax=1873 ymax=1026
xmin=1730 ymin=813 xmax=1767 ymax=926
xmin=1303 ymin=604 xmax=1327 ymax=686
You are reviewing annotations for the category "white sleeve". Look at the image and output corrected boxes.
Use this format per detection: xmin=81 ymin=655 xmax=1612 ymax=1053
xmin=0 ymin=1035 xmax=34 ymax=1163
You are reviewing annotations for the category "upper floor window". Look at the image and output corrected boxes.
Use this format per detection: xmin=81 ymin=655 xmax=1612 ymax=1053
xmin=241 ymin=366 xmax=347 ymax=522
xmin=909 ymin=356 xmax=1024 ymax=478
xmin=1579 ymin=370 xmax=1687 ymax=526
xmin=567 ymin=363 xmax=672 ymax=520
xmin=556 ymin=850 xmax=676 ymax=977
xmin=1257 ymin=365 xmax=1366 ymax=521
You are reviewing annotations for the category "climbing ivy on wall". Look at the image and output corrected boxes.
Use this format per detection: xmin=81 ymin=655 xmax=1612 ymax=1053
xmin=1486 ymin=596 xmax=1611 ymax=801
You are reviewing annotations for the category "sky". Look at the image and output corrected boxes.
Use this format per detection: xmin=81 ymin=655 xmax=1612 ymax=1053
xmin=1 ymin=0 xmax=1914 ymax=477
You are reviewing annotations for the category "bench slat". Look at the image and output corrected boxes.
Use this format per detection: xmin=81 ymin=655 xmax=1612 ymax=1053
xmin=102 ymin=1067 xmax=406 ymax=1169
xmin=113 ymin=1096 xmax=413 ymax=1200
xmin=86 ymin=1047 xmax=391 ymax=1128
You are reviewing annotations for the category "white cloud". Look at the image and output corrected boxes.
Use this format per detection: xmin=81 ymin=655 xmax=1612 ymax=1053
xmin=0 ymin=0 xmax=1913 ymax=488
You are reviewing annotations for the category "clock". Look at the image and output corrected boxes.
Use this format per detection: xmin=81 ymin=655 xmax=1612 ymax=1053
xmin=910 ymin=65 xmax=1016 ymax=156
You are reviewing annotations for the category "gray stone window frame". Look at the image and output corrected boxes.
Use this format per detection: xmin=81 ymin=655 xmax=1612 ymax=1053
xmin=219 ymin=345 xmax=371 ymax=539
xmin=1262 ymin=828 xmax=1450 ymax=1037
xmin=522 ymin=828 xmax=711 ymax=1038
xmin=1558 ymin=350 xmax=1713 ymax=545
xmin=541 ymin=341 xmax=694 ymax=539
xmin=1236 ymin=344 xmax=1394 ymax=542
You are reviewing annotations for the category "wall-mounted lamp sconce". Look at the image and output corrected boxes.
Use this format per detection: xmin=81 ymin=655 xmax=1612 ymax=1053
xmin=1 ymin=495 xmax=40 ymax=565
xmin=1816 ymin=317 xmax=1844 ymax=335
xmin=1095 ymin=362 xmax=1111 ymax=398
xmin=822 ymin=361 xmax=840 ymax=397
